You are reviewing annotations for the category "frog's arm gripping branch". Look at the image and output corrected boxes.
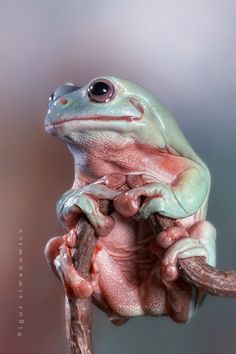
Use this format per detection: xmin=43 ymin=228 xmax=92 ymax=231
xmin=140 ymin=167 xmax=209 ymax=219
xmin=114 ymin=167 xmax=209 ymax=221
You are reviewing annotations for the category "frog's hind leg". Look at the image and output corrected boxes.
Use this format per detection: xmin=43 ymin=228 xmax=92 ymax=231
xmin=154 ymin=220 xmax=216 ymax=323
xmin=94 ymin=247 xmax=144 ymax=317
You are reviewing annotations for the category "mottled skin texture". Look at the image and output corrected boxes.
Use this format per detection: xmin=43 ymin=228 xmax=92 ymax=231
xmin=45 ymin=77 xmax=216 ymax=323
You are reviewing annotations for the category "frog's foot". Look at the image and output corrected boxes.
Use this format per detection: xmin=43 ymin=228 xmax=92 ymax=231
xmin=161 ymin=238 xmax=209 ymax=282
xmin=155 ymin=221 xmax=216 ymax=283
xmin=150 ymin=223 xmax=189 ymax=259
xmin=113 ymin=181 xmax=189 ymax=219
xmin=45 ymin=232 xmax=93 ymax=298
xmin=55 ymin=236 xmax=93 ymax=298
xmin=57 ymin=181 xmax=121 ymax=236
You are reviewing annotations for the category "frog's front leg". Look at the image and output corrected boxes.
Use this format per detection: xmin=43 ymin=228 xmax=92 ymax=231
xmin=57 ymin=181 xmax=121 ymax=236
xmin=46 ymin=177 xmax=125 ymax=298
xmin=114 ymin=170 xmax=216 ymax=275
xmin=114 ymin=168 xmax=209 ymax=219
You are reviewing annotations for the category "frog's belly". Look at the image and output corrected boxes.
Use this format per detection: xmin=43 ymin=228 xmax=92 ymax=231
xmin=92 ymin=212 xmax=195 ymax=318
xmin=92 ymin=212 xmax=167 ymax=317
xmin=99 ymin=212 xmax=157 ymax=284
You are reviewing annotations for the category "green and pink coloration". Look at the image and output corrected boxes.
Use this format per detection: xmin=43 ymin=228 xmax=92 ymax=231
xmin=45 ymin=77 xmax=216 ymax=324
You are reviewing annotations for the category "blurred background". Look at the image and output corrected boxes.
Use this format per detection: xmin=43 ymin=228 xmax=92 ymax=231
xmin=1 ymin=0 xmax=236 ymax=353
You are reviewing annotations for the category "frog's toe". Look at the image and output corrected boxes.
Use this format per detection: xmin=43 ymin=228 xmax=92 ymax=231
xmin=113 ymin=183 xmax=171 ymax=219
xmin=44 ymin=236 xmax=64 ymax=279
xmin=113 ymin=191 xmax=140 ymax=217
xmin=113 ymin=183 xmax=157 ymax=217
xmin=156 ymin=225 xmax=189 ymax=249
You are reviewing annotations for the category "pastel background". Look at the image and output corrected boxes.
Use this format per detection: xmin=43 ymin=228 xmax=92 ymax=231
xmin=1 ymin=1 xmax=236 ymax=354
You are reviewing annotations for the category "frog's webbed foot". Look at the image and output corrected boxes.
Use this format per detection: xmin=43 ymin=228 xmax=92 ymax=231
xmin=57 ymin=177 xmax=123 ymax=236
xmin=45 ymin=231 xmax=93 ymax=298
xmin=151 ymin=220 xmax=216 ymax=284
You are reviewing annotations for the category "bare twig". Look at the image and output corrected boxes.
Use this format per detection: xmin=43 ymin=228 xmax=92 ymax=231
xmin=64 ymin=217 xmax=96 ymax=354
xmin=178 ymin=257 xmax=236 ymax=297
xmin=64 ymin=200 xmax=110 ymax=354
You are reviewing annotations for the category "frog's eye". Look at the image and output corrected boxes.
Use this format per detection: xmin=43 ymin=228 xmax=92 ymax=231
xmin=49 ymin=93 xmax=55 ymax=103
xmin=48 ymin=84 xmax=80 ymax=104
xmin=87 ymin=79 xmax=115 ymax=103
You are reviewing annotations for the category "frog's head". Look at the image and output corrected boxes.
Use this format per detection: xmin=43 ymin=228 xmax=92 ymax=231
xmin=45 ymin=76 xmax=168 ymax=150
xmin=45 ymin=76 xmax=207 ymax=173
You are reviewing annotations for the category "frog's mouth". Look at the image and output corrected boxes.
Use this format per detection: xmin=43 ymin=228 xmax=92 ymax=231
xmin=45 ymin=114 xmax=142 ymax=131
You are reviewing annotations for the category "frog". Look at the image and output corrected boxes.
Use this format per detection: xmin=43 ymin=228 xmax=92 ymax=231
xmin=44 ymin=76 xmax=216 ymax=324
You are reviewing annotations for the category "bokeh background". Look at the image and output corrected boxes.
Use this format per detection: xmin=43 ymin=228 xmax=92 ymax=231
xmin=1 ymin=1 xmax=236 ymax=354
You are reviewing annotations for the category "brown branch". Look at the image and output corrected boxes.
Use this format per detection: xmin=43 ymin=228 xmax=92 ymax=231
xmin=64 ymin=200 xmax=110 ymax=354
xmin=64 ymin=218 xmax=95 ymax=354
xmin=178 ymin=257 xmax=236 ymax=297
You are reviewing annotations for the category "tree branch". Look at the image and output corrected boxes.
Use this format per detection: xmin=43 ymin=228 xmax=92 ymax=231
xmin=64 ymin=200 xmax=110 ymax=354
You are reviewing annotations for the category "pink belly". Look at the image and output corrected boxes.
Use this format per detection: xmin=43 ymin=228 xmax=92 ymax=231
xmin=99 ymin=212 xmax=157 ymax=284
xmin=91 ymin=212 xmax=193 ymax=319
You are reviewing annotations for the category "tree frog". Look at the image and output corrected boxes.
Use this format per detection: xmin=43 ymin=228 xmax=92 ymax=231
xmin=45 ymin=77 xmax=216 ymax=323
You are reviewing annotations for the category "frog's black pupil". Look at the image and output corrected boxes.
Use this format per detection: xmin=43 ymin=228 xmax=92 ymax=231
xmin=91 ymin=82 xmax=109 ymax=96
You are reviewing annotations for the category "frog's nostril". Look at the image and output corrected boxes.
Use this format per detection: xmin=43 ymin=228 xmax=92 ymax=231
xmin=129 ymin=98 xmax=144 ymax=114
xmin=59 ymin=97 xmax=69 ymax=105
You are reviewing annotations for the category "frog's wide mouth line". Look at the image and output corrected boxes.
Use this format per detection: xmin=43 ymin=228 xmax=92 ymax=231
xmin=45 ymin=114 xmax=142 ymax=128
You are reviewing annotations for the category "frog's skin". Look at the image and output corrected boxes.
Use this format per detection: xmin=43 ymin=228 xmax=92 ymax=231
xmin=45 ymin=76 xmax=216 ymax=323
